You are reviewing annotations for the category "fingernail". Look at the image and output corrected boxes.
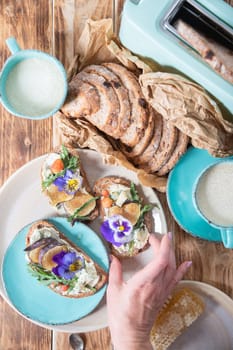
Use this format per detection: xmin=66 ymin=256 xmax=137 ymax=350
xmin=167 ymin=232 xmax=173 ymax=240
xmin=186 ymin=261 xmax=192 ymax=268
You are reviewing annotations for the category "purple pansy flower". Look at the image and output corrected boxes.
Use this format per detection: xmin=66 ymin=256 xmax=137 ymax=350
xmin=101 ymin=215 xmax=133 ymax=247
xmin=53 ymin=169 xmax=83 ymax=195
xmin=52 ymin=251 xmax=85 ymax=280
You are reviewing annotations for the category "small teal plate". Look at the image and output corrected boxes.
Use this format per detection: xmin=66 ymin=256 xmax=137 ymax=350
xmin=167 ymin=147 xmax=233 ymax=242
xmin=2 ymin=217 xmax=109 ymax=325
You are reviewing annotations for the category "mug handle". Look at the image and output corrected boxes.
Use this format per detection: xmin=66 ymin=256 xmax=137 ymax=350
xmin=220 ymin=228 xmax=233 ymax=248
xmin=6 ymin=37 xmax=21 ymax=55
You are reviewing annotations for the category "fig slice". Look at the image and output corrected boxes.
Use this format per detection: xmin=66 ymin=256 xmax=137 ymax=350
xmin=24 ymin=237 xmax=57 ymax=251
xmin=45 ymin=183 xmax=74 ymax=206
xmin=41 ymin=245 xmax=68 ymax=271
xmin=38 ymin=241 xmax=63 ymax=265
xmin=28 ymin=237 xmax=58 ymax=264
xmin=108 ymin=202 xmax=141 ymax=225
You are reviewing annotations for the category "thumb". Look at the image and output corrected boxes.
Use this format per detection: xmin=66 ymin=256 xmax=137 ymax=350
xmin=108 ymin=254 xmax=123 ymax=287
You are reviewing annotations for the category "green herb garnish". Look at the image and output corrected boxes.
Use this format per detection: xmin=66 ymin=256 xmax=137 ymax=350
xmin=28 ymin=263 xmax=75 ymax=286
xmin=42 ymin=145 xmax=79 ymax=190
xmin=130 ymin=182 xmax=141 ymax=203
xmin=134 ymin=204 xmax=157 ymax=230
xmin=68 ymin=196 xmax=99 ymax=224
xmin=128 ymin=240 xmax=135 ymax=253
xmin=86 ymin=285 xmax=97 ymax=292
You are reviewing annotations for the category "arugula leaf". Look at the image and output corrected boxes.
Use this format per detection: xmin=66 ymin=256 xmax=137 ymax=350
xmin=68 ymin=196 xmax=99 ymax=223
xmin=134 ymin=204 xmax=155 ymax=230
xmin=85 ymin=285 xmax=97 ymax=292
xmin=130 ymin=182 xmax=141 ymax=203
xmin=128 ymin=240 xmax=135 ymax=253
xmin=42 ymin=145 xmax=79 ymax=190
xmin=60 ymin=144 xmax=69 ymax=164
xmin=129 ymin=182 xmax=160 ymax=230
xmin=28 ymin=263 xmax=81 ymax=292
xmin=28 ymin=263 xmax=73 ymax=286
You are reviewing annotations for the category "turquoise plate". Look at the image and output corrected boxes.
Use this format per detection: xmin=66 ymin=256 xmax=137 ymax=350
xmin=2 ymin=217 xmax=109 ymax=325
xmin=167 ymin=147 xmax=233 ymax=242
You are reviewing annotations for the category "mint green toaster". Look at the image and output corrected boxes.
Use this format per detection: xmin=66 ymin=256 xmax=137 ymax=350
xmin=119 ymin=0 xmax=233 ymax=115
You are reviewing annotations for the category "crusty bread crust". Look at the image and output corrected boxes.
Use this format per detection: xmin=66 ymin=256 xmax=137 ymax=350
xmin=94 ymin=176 xmax=153 ymax=258
xmin=25 ymin=220 xmax=108 ymax=298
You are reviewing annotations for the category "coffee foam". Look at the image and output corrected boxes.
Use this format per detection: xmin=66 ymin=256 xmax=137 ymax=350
xmin=196 ymin=162 xmax=233 ymax=227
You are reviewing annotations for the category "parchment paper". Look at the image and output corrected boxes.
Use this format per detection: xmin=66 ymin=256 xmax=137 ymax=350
xmin=140 ymin=72 xmax=233 ymax=157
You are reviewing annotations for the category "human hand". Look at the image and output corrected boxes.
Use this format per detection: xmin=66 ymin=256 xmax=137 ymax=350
xmin=107 ymin=232 xmax=192 ymax=350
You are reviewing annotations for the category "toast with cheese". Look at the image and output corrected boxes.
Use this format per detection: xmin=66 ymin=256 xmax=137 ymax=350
xmin=41 ymin=145 xmax=98 ymax=223
xmin=24 ymin=220 xmax=108 ymax=298
xmin=93 ymin=176 xmax=154 ymax=258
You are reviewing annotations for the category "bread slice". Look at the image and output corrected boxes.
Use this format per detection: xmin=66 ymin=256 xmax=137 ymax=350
xmin=41 ymin=145 xmax=98 ymax=223
xmin=93 ymin=176 xmax=153 ymax=258
xmin=83 ymin=64 xmax=131 ymax=138
xmin=157 ymin=131 xmax=189 ymax=176
xmin=61 ymin=77 xmax=100 ymax=118
xmin=175 ymin=20 xmax=233 ymax=84
xmin=24 ymin=220 xmax=108 ymax=298
xmin=103 ymin=63 xmax=150 ymax=147
xmin=142 ymin=121 xmax=178 ymax=173
xmin=133 ymin=111 xmax=163 ymax=166
xmin=119 ymin=106 xmax=155 ymax=159
xmin=150 ymin=287 xmax=204 ymax=349
xmin=74 ymin=71 xmax=121 ymax=138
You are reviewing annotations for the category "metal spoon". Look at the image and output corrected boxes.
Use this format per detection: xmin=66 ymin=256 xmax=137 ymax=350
xmin=69 ymin=333 xmax=84 ymax=350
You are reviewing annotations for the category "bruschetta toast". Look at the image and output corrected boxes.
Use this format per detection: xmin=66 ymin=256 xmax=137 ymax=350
xmin=41 ymin=145 xmax=98 ymax=223
xmin=93 ymin=176 xmax=154 ymax=258
xmin=24 ymin=220 xmax=108 ymax=298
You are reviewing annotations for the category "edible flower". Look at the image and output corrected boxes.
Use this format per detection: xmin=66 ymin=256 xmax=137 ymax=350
xmin=100 ymin=215 xmax=133 ymax=247
xmin=53 ymin=169 xmax=83 ymax=194
xmin=52 ymin=251 xmax=84 ymax=280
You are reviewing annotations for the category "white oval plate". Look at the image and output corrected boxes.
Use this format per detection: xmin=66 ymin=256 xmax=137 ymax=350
xmin=0 ymin=148 xmax=167 ymax=332
xmin=170 ymin=280 xmax=233 ymax=350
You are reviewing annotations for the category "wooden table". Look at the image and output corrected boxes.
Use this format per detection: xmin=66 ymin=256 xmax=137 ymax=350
xmin=0 ymin=1 xmax=232 ymax=349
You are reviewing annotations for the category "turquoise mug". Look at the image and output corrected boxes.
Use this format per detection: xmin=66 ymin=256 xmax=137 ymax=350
xmin=0 ymin=37 xmax=68 ymax=120
xmin=193 ymin=159 xmax=233 ymax=248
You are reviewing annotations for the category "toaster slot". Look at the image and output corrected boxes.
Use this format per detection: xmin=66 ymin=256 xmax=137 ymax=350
xmin=163 ymin=0 xmax=233 ymax=50
xmin=162 ymin=0 xmax=233 ymax=83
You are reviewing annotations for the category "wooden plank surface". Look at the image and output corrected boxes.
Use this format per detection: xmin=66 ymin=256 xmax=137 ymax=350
xmin=0 ymin=1 xmax=53 ymax=349
xmin=0 ymin=1 xmax=233 ymax=349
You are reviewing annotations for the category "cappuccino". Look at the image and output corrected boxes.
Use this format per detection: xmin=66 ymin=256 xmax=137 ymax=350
xmin=195 ymin=162 xmax=233 ymax=226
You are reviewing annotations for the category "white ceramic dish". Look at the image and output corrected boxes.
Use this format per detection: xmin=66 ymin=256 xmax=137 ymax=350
xmin=170 ymin=280 xmax=233 ymax=350
xmin=0 ymin=149 xmax=167 ymax=332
